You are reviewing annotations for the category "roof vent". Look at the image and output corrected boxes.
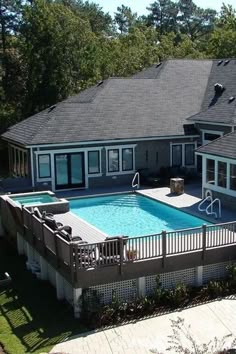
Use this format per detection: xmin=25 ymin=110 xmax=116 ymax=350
xmin=156 ymin=62 xmax=162 ymax=68
xmin=48 ymin=105 xmax=56 ymax=113
xmin=217 ymin=60 xmax=223 ymax=66
xmin=224 ymin=59 xmax=230 ymax=65
xmin=229 ymin=96 xmax=235 ymax=103
xmin=214 ymin=83 xmax=225 ymax=94
xmin=97 ymin=80 xmax=103 ymax=87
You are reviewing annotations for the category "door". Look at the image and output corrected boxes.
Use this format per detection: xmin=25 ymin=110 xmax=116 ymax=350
xmin=55 ymin=152 xmax=85 ymax=189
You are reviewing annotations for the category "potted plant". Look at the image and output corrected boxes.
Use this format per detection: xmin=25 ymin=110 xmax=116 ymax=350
xmin=126 ymin=249 xmax=137 ymax=261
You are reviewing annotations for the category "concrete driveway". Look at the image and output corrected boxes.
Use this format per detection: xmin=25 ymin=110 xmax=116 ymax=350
xmin=50 ymin=297 xmax=236 ymax=354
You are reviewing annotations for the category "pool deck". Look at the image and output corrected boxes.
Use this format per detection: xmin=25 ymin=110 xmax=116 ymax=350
xmin=54 ymin=211 xmax=107 ymax=243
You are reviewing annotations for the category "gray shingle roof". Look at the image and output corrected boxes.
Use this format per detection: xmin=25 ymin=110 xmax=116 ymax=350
xmin=2 ymin=59 xmax=213 ymax=146
xmin=188 ymin=59 xmax=236 ymax=124
xmin=196 ymin=131 xmax=236 ymax=159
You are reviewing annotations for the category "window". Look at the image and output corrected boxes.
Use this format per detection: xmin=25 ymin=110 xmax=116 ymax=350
xmin=38 ymin=154 xmax=51 ymax=178
xmin=122 ymin=148 xmax=133 ymax=171
xmin=218 ymin=161 xmax=227 ymax=188
xmin=108 ymin=149 xmax=119 ymax=172
xmin=185 ymin=144 xmax=195 ymax=165
xmin=9 ymin=145 xmax=28 ymax=177
xmin=230 ymin=164 xmax=236 ymax=191
xmin=172 ymin=145 xmax=182 ymax=167
xmin=206 ymin=159 xmax=215 ymax=184
xmin=88 ymin=151 xmax=100 ymax=174
xmin=106 ymin=146 xmax=135 ymax=174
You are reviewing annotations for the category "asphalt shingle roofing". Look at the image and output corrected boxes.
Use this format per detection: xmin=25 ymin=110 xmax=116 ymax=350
xmin=196 ymin=130 xmax=236 ymax=159
xmin=1 ymin=59 xmax=223 ymax=146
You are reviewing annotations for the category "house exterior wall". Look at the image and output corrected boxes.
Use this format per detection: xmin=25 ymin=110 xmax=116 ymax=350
xmin=31 ymin=136 xmax=197 ymax=191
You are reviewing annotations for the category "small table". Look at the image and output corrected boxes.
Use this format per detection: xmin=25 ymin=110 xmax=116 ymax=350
xmin=170 ymin=178 xmax=184 ymax=195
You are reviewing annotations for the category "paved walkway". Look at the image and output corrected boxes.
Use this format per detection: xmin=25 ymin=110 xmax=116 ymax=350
xmin=50 ymin=298 xmax=236 ymax=354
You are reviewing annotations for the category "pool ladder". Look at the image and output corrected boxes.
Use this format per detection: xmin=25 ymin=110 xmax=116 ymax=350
xmin=198 ymin=190 xmax=221 ymax=219
xmin=132 ymin=172 xmax=140 ymax=191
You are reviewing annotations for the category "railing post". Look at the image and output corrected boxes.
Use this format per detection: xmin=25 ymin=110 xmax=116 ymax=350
xmin=202 ymin=224 xmax=207 ymax=261
xmin=119 ymin=237 xmax=124 ymax=275
xmin=70 ymin=243 xmax=76 ymax=284
xmin=162 ymin=230 xmax=166 ymax=268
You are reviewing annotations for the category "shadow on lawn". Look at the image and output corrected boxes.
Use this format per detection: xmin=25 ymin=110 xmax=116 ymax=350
xmin=0 ymin=238 xmax=86 ymax=353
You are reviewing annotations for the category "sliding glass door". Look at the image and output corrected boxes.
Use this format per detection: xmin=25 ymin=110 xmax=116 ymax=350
xmin=55 ymin=152 xmax=85 ymax=189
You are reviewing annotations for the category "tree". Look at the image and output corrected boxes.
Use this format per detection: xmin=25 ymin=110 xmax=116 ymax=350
xmin=146 ymin=0 xmax=179 ymax=35
xmin=178 ymin=0 xmax=217 ymax=41
xmin=114 ymin=5 xmax=137 ymax=34
xmin=207 ymin=4 xmax=236 ymax=58
xmin=20 ymin=0 xmax=101 ymax=115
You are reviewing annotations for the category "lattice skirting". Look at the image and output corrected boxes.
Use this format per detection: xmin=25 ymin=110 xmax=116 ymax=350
xmin=89 ymin=279 xmax=138 ymax=304
xmin=88 ymin=260 xmax=236 ymax=304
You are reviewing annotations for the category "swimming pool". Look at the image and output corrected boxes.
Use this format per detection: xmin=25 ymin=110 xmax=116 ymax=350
xmin=70 ymin=193 xmax=210 ymax=237
xmin=11 ymin=193 xmax=58 ymax=206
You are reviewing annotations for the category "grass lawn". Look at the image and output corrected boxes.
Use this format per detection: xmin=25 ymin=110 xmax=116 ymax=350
xmin=0 ymin=238 xmax=87 ymax=354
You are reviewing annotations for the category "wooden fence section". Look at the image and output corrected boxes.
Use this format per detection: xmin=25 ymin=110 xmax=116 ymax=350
xmin=16 ymin=206 xmax=236 ymax=274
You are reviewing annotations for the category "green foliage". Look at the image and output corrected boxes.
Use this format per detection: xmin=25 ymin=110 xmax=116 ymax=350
xmin=114 ymin=5 xmax=137 ymax=34
xmin=227 ymin=263 xmax=236 ymax=289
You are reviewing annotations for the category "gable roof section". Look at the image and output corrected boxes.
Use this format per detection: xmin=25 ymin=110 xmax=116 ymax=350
xmin=188 ymin=59 xmax=236 ymax=124
xmin=2 ymin=59 xmax=212 ymax=146
xmin=196 ymin=131 xmax=236 ymax=159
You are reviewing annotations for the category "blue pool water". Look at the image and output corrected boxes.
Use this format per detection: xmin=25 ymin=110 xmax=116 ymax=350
xmin=70 ymin=193 xmax=209 ymax=237
xmin=11 ymin=193 xmax=58 ymax=206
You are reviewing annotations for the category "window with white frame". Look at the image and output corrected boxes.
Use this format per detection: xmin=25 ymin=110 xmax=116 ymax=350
xmin=172 ymin=145 xmax=182 ymax=167
xmin=9 ymin=145 xmax=28 ymax=177
xmin=230 ymin=164 xmax=236 ymax=191
xmin=107 ymin=146 xmax=135 ymax=174
xmin=122 ymin=148 xmax=133 ymax=171
xmin=88 ymin=151 xmax=100 ymax=174
xmin=38 ymin=154 xmax=51 ymax=178
xmin=206 ymin=159 xmax=215 ymax=184
xmin=217 ymin=161 xmax=227 ymax=188
xmin=171 ymin=143 xmax=196 ymax=167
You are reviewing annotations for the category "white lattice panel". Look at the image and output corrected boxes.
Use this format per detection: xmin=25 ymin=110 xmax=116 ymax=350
xmin=146 ymin=267 xmax=196 ymax=295
xmin=203 ymin=261 xmax=234 ymax=284
xmin=89 ymin=279 xmax=137 ymax=304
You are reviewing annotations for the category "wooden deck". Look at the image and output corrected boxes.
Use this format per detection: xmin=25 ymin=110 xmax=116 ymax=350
xmin=54 ymin=211 xmax=107 ymax=243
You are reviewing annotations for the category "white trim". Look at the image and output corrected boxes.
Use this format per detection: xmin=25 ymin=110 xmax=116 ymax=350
xmin=105 ymin=145 xmax=136 ymax=176
xmin=24 ymin=135 xmax=200 ymax=149
xmin=170 ymin=142 xmax=197 ymax=167
xmin=194 ymin=121 xmax=233 ymax=127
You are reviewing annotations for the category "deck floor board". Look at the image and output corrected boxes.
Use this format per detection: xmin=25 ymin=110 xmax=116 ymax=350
xmin=54 ymin=211 xmax=107 ymax=244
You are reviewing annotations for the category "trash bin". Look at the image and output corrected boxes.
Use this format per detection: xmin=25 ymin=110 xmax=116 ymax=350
xmin=170 ymin=178 xmax=184 ymax=195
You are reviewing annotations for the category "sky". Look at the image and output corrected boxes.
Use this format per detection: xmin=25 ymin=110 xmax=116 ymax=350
xmin=94 ymin=0 xmax=236 ymax=16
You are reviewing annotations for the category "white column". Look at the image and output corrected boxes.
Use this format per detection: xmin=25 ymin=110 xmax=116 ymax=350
xmin=56 ymin=272 xmax=64 ymax=300
xmin=195 ymin=266 xmax=203 ymax=287
xmin=137 ymin=277 xmax=146 ymax=298
xmin=17 ymin=232 xmax=25 ymax=255
xmin=39 ymin=256 xmax=48 ymax=280
xmin=73 ymin=288 xmax=82 ymax=318
xmin=202 ymin=156 xmax=206 ymax=198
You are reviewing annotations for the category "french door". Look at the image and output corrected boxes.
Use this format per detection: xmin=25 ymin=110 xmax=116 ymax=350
xmin=54 ymin=152 xmax=85 ymax=190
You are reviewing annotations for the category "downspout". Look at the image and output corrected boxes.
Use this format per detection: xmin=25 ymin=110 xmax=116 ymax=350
xmin=30 ymin=147 xmax=35 ymax=189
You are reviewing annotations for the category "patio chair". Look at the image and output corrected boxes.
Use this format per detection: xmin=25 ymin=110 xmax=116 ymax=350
xmin=98 ymin=236 xmax=128 ymax=264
